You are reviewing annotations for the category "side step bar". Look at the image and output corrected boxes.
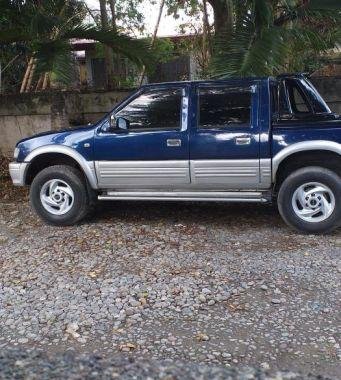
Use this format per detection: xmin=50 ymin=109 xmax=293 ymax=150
xmin=98 ymin=190 xmax=270 ymax=203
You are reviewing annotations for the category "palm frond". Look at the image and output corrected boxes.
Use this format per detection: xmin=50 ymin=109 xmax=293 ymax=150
xmin=210 ymin=0 xmax=339 ymax=78
xmin=211 ymin=25 xmax=290 ymax=78
xmin=0 ymin=28 xmax=32 ymax=44
xmin=308 ymin=0 xmax=341 ymax=10
xmin=63 ymin=25 xmax=154 ymax=68
xmin=34 ymin=39 xmax=74 ymax=85
xmin=253 ymin=0 xmax=273 ymax=28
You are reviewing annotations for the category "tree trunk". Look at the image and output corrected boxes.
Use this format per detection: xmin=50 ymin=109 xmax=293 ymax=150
xmin=206 ymin=0 xmax=233 ymax=35
xmin=42 ymin=72 xmax=49 ymax=90
xmin=35 ymin=73 xmax=44 ymax=92
xmin=25 ymin=59 xmax=36 ymax=92
xmin=99 ymin=0 xmax=115 ymax=89
xmin=20 ymin=57 xmax=34 ymax=93
xmin=203 ymin=0 xmax=212 ymax=52
xmin=139 ymin=0 xmax=165 ymax=85
xmin=202 ymin=0 xmax=212 ymax=73
xmin=108 ymin=0 xmax=117 ymax=31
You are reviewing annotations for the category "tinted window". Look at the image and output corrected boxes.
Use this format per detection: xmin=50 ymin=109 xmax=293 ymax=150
xmin=199 ymin=87 xmax=251 ymax=129
xmin=300 ymin=79 xmax=330 ymax=114
xmin=115 ymin=89 xmax=182 ymax=131
xmin=278 ymin=81 xmax=291 ymax=115
xmin=286 ymin=79 xmax=310 ymax=113
xmin=271 ymin=83 xmax=279 ymax=115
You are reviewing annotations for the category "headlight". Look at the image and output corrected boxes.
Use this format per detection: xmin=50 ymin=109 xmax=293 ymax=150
xmin=13 ymin=147 xmax=20 ymax=160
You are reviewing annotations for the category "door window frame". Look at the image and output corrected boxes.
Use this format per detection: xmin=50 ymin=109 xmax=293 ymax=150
xmin=273 ymin=78 xmax=332 ymax=123
xmin=195 ymin=84 xmax=257 ymax=131
xmin=99 ymin=85 xmax=189 ymax=134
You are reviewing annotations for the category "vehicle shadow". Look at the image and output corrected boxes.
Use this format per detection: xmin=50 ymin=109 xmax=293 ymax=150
xmin=90 ymin=201 xmax=284 ymax=230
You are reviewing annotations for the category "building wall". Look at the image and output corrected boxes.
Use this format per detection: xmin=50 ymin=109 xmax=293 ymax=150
xmin=0 ymin=77 xmax=340 ymax=156
xmin=0 ymin=90 xmax=131 ymax=156
xmin=149 ymin=56 xmax=192 ymax=83
xmin=310 ymin=76 xmax=341 ymax=114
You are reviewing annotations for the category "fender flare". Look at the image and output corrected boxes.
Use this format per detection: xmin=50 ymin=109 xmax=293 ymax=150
xmin=24 ymin=145 xmax=98 ymax=189
xmin=272 ymin=140 xmax=341 ymax=181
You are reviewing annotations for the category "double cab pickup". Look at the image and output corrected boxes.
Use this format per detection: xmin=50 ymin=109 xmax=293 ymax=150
xmin=9 ymin=74 xmax=341 ymax=233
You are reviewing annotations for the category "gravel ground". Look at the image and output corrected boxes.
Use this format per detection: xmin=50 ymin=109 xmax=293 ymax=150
xmin=0 ymin=191 xmax=340 ymax=378
xmin=0 ymin=348 xmax=334 ymax=380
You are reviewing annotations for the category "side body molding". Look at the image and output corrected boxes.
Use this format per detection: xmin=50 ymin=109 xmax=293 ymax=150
xmin=24 ymin=145 xmax=98 ymax=189
xmin=272 ymin=140 xmax=341 ymax=181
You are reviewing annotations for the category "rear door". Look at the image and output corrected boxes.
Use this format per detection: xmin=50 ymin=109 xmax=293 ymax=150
xmin=189 ymin=83 xmax=261 ymax=189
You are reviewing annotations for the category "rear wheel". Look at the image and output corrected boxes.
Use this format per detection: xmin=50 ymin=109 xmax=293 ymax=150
xmin=30 ymin=165 xmax=92 ymax=226
xmin=278 ymin=167 xmax=341 ymax=234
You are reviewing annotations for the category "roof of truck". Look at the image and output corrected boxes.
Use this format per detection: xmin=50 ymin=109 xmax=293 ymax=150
xmin=141 ymin=73 xmax=306 ymax=88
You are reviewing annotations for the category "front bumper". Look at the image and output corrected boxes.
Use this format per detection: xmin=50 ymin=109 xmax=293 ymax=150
xmin=9 ymin=162 xmax=29 ymax=186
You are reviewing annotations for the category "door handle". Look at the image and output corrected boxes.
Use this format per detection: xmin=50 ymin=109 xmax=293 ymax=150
xmin=235 ymin=136 xmax=251 ymax=145
xmin=167 ymin=139 xmax=181 ymax=147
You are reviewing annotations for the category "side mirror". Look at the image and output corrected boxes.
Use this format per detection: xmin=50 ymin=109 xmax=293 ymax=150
xmin=116 ymin=117 xmax=129 ymax=131
xmin=110 ymin=114 xmax=129 ymax=132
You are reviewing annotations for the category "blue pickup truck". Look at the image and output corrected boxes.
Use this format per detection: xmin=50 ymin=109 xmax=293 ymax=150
xmin=9 ymin=74 xmax=341 ymax=233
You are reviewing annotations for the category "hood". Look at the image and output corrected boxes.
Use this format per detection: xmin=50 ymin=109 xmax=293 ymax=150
xmin=17 ymin=124 xmax=95 ymax=145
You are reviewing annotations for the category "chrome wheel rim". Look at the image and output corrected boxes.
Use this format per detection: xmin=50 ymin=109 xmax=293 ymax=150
xmin=40 ymin=179 xmax=74 ymax=215
xmin=292 ymin=182 xmax=335 ymax=223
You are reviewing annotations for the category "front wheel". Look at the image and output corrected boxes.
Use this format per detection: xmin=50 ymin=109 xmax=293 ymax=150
xmin=278 ymin=167 xmax=341 ymax=234
xmin=30 ymin=165 xmax=92 ymax=226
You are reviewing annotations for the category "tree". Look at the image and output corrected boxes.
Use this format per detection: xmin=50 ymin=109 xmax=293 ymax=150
xmin=88 ymin=0 xmax=146 ymax=36
xmin=87 ymin=0 xmax=147 ymax=88
xmin=139 ymin=0 xmax=165 ymax=85
xmin=0 ymin=0 xmax=153 ymax=91
xmin=168 ymin=0 xmax=340 ymax=36
xmin=99 ymin=0 xmax=115 ymax=89
xmin=165 ymin=0 xmax=340 ymax=77
xmin=205 ymin=0 xmax=232 ymax=35
xmin=210 ymin=0 xmax=341 ymax=78
xmin=166 ymin=0 xmax=231 ymax=36
xmin=110 ymin=0 xmax=145 ymax=35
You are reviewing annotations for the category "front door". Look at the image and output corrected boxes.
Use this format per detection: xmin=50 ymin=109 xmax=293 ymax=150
xmin=189 ymin=84 xmax=261 ymax=189
xmin=94 ymin=86 xmax=190 ymax=189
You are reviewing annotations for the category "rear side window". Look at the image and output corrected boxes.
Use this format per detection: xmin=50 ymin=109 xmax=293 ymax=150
xmin=198 ymin=87 xmax=252 ymax=129
xmin=286 ymin=79 xmax=311 ymax=114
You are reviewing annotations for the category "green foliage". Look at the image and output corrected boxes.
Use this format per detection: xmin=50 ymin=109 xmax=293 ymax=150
xmin=165 ymin=0 xmax=201 ymax=19
xmin=0 ymin=0 xmax=153 ymax=89
xmin=210 ymin=0 xmax=341 ymax=78
xmin=0 ymin=43 xmax=27 ymax=91
xmin=65 ymin=25 xmax=152 ymax=67
xmin=34 ymin=39 xmax=74 ymax=85
xmin=90 ymin=0 xmax=146 ymax=35
xmin=150 ymin=38 xmax=175 ymax=63
xmin=114 ymin=0 xmax=146 ymax=35
xmin=309 ymin=0 xmax=341 ymax=10
xmin=145 ymin=37 xmax=176 ymax=77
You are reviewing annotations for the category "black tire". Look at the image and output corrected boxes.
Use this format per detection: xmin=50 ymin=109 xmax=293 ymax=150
xmin=30 ymin=165 xmax=92 ymax=226
xmin=278 ymin=166 xmax=341 ymax=234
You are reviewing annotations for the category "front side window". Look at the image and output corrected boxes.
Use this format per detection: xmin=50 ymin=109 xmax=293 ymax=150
xmin=115 ymin=88 xmax=182 ymax=131
xmin=198 ymin=87 xmax=252 ymax=129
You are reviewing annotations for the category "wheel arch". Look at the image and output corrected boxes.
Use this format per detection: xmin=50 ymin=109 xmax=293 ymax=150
xmin=24 ymin=146 xmax=98 ymax=189
xmin=273 ymin=140 xmax=341 ymax=181
xmin=273 ymin=144 xmax=341 ymax=192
